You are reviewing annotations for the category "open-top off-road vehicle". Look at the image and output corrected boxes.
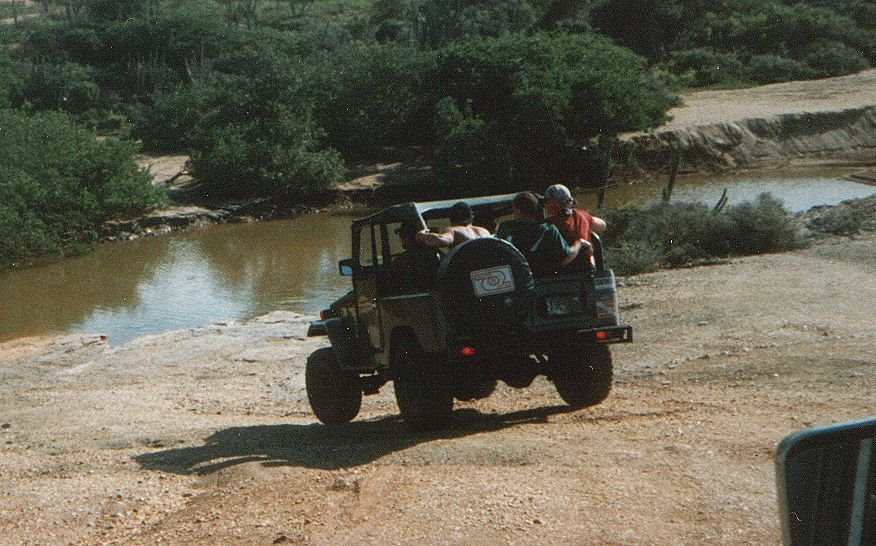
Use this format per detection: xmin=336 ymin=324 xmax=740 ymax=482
xmin=306 ymin=194 xmax=632 ymax=429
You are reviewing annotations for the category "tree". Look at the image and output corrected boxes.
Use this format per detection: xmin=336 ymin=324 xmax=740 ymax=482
xmin=431 ymin=32 xmax=676 ymax=190
xmin=0 ymin=110 xmax=164 ymax=269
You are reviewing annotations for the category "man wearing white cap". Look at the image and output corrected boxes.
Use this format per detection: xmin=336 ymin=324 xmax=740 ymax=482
xmin=543 ymin=183 xmax=606 ymax=266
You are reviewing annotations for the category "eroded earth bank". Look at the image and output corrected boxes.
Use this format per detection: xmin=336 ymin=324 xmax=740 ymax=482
xmin=1 ymin=224 xmax=874 ymax=544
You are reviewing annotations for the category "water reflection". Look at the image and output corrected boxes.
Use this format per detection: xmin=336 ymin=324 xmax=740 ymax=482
xmin=0 ymin=168 xmax=872 ymax=344
xmin=0 ymin=213 xmax=352 ymax=344
xmin=576 ymin=167 xmax=875 ymax=212
xmin=0 ymin=239 xmax=169 ymax=340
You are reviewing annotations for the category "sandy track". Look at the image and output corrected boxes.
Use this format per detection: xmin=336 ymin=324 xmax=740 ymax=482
xmin=661 ymin=69 xmax=876 ymax=129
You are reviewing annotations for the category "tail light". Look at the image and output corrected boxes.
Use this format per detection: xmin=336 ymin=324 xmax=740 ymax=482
xmin=459 ymin=346 xmax=477 ymax=357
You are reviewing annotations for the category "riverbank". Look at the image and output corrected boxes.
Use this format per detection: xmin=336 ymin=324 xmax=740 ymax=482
xmin=1 ymin=228 xmax=873 ymax=544
xmin=620 ymin=68 xmax=876 ymax=175
xmin=116 ymin=70 xmax=876 ymax=243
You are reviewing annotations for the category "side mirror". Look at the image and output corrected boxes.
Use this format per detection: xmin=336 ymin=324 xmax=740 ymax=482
xmin=338 ymin=258 xmax=355 ymax=276
xmin=776 ymin=416 xmax=876 ymax=545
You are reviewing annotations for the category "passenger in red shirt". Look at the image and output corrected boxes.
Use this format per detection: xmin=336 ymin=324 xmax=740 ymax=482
xmin=543 ymin=184 xmax=606 ymax=268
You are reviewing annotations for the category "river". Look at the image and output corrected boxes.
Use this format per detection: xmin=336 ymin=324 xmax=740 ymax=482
xmin=1 ymin=167 xmax=873 ymax=344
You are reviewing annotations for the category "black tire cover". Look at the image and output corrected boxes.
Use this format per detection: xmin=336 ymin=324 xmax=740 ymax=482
xmin=435 ymin=237 xmax=534 ymax=333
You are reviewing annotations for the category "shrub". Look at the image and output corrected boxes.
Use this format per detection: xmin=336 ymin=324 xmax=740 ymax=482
xmin=0 ymin=169 xmax=59 ymax=269
xmin=604 ymin=241 xmax=663 ymax=276
xmin=746 ymin=54 xmax=816 ymax=84
xmin=306 ymin=43 xmax=437 ymax=156
xmin=13 ymin=61 xmax=101 ymax=114
xmin=667 ymin=48 xmax=745 ymax=87
xmin=725 ymin=193 xmax=800 ymax=255
xmin=432 ymin=96 xmax=511 ymax=194
xmin=134 ymin=84 xmax=202 ymax=152
xmin=0 ymin=110 xmax=164 ymax=270
xmin=185 ymin=73 xmax=346 ymax=199
xmin=807 ymin=206 xmax=866 ymax=236
xmin=0 ymin=52 xmax=20 ymax=108
xmin=803 ymin=41 xmax=871 ymax=78
xmin=600 ymin=194 xmax=800 ymax=276
xmin=431 ymin=32 xmax=676 ymax=191
xmin=414 ymin=0 xmax=538 ymax=48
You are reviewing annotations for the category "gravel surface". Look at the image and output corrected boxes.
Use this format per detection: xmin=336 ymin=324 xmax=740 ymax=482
xmin=1 ymin=229 xmax=874 ymax=545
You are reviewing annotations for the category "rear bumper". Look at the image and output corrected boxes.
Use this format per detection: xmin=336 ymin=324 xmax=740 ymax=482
xmin=448 ymin=324 xmax=632 ymax=361
xmin=522 ymin=324 xmax=632 ymax=352
xmin=578 ymin=324 xmax=633 ymax=344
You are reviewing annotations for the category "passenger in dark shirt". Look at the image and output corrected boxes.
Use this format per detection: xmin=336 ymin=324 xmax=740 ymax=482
xmin=391 ymin=222 xmax=441 ymax=292
xmin=495 ymin=192 xmax=582 ymax=276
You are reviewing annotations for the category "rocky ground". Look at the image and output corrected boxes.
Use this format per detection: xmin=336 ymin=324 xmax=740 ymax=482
xmin=1 ymin=222 xmax=874 ymax=544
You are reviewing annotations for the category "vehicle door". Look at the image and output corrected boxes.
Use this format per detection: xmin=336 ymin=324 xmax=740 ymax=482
xmin=352 ymin=223 xmax=391 ymax=353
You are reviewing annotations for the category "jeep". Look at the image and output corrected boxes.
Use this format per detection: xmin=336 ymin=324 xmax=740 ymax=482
xmin=306 ymin=194 xmax=632 ymax=430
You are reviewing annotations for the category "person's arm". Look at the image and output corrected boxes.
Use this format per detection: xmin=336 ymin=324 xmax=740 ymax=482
xmin=561 ymin=239 xmax=582 ymax=266
xmin=543 ymin=225 xmax=578 ymax=266
xmin=591 ymin=215 xmax=607 ymax=234
xmin=416 ymin=228 xmax=454 ymax=247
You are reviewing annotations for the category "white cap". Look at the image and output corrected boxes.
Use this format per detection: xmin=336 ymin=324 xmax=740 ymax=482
xmin=544 ymin=184 xmax=575 ymax=212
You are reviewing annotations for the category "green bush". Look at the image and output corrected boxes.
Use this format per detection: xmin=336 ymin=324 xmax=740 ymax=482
xmin=432 ymin=96 xmax=512 ymax=194
xmin=0 ymin=52 xmax=20 ymax=109
xmin=86 ymin=0 xmax=158 ymax=23
xmin=746 ymin=54 xmax=816 ymax=84
xmin=806 ymin=206 xmax=866 ymax=236
xmin=803 ymin=41 xmax=871 ymax=78
xmin=415 ymin=0 xmax=537 ymax=48
xmin=432 ymin=32 xmax=676 ymax=191
xmin=604 ymin=241 xmax=664 ymax=276
xmin=306 ymin=43 xmax=437 ymax=156
xmin=725 ymin=193 xmax=800 ymax=255
xmin=13 ymin=61 xmax=101 ymax=114
xmin=667 ymin=48 xmax=746 ymax=87
xmin=0 ymin=169 xmax=59 ymax=269
xmin=0 ymin=110 xmax=164 ymax=270
xmin=185 ymin=73 xmax=346 ymax=199
xmin=134 ymin=84 xmax=201 ymax=152
xmin=601 ymin=194 xmax=801 ymax=276
xmin=591 ymin=0 xmax=707 ymax=61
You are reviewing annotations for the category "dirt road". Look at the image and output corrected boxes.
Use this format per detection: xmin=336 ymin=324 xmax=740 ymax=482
xmin=660 ymin=68 xmax=876 ymax=129
xmin=1 ymin=227 xmax=874 ymax=544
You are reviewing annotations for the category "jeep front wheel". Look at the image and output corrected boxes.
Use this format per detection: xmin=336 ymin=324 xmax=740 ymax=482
xmin=392 ymin=335 xmax=453 ymax=431
xmin=550 ymin=344 xmax=613 ymax=408
xmin=306 ymin=347 xmax=362 ymax=425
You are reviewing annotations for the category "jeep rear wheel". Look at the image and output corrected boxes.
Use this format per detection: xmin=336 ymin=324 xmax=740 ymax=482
xmin=392 ymin=335 xmax=453 ymax=431
xmin=306 ymin=347 xmax=362 ymax=425
xmin=550 ymin=345 xmax=613 ymax=408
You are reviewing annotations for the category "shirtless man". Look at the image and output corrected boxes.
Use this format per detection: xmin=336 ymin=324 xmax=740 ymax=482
xmin=416 ymin=202 xmax=491 ymax=249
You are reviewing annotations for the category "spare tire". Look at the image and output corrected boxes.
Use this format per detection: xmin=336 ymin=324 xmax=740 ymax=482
xmin=435 ymin=238 xmax=534 ymax=335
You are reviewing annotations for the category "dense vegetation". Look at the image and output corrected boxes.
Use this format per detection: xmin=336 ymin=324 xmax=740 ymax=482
xmin=0 ymin=108 xmax=165 ymax=270
xmin=600 ymin=194 xmax=803 ymax=275
xmin=0 ymin=0 xmax=871 ymax=269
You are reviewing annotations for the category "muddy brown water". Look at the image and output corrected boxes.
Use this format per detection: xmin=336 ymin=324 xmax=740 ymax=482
xmin=1 ymin=167 xmax=873 ymax=344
